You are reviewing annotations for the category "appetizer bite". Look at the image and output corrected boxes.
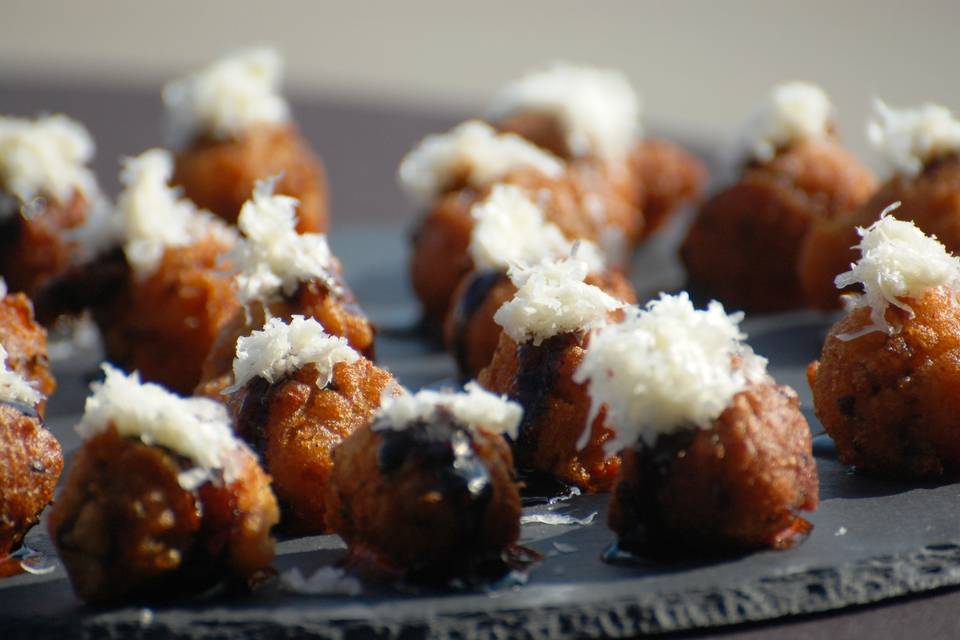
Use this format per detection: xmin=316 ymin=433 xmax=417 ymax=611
xmin=801 ymin=100 xmax=960 ymax=308
xmin=478 ymin=256 xmax=624 ymax=492
xmin=809 ymin=211 xmax=960 ymax=478
xmin=223 ymin=316 xmax=394 ymax=533
xmin=576 ymin=293 xmax=818 ymax=555
xmin=681 ymin=82 xmax=875 ymax=311
xmin=165 ymin=47 xmax=328 ymax=232
xmin=325 ymin=384 xmax=521 ymax=580
xmin=0 ymin=280 xmax=56 ymax=416
xmin=49 ymin=366 xmax=279 ymax=603
xmin=197 ymin=179 xmax=374 ymax=398
xmin=444 ymin=184 xmax=635 ymax=379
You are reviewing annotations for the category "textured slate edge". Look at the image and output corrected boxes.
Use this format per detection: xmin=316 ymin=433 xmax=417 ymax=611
xmin=4 ymin=542 xmax=960 ymax=639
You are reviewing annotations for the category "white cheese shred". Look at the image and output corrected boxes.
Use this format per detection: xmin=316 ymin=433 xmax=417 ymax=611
xmin=76 ymin=364 xmax=247 ymax=490
xmin=488 ymin=62 xmax=641 ymax=162
xmin=397 ymin=120 xmax=564 ymax=203
xmin=0 ymin=345 xmax=43 ymax=407
xmin=741 ymin=81 xmax=834 ymax=163
xmin=228 ymin=315 xmax=359 ymax=392
xmin=230 ymin=176 xmax=335 ymax=304
xmin=374 ymin=382 xmax=522 ymax=439
xmin=469 ymin=184 xmax=604 ymax=272
xmin=493 ymin=256 xmax=622 ymax=346
xmin=835 ymin=203 xmax=960 ymax=340
xmin=572 ymin=292 xmax=768 ymax=452
xmin=163 ymin=47 xmax=290 ymax=148
xmin=867 ymin=99 xmax=960 ymax=177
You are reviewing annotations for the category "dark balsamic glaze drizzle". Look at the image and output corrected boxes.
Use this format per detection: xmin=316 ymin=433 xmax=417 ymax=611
xmin=447 ymin=269 xmax=508 ymax=378
xmin=235 ymin=376 xmax=274 ymax=455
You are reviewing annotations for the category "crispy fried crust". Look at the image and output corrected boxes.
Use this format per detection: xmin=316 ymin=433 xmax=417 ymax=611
xmin=609 ymin=383 xmax=818 ymax=554
xmin=630 ymin=139 xmax=706 ymax=237
xmin=0 ymin=291 xmax=55 ymax=416
xmin=681 ymin=138 xmax=875 ymax=312
xmin=478 ymin=330 xmax=621 ymax=492
xmin=172 ymin=124 xmax=328 ymax=233
xmin=0 ymin=403 xmax=62 ymax=556
xmin=225 ymin=359 xmax=395 ymax=533
xmin=48 ymin=428 xmax=278 ymax=603
xmin=810 ymin=288 xmax=960 ymax=478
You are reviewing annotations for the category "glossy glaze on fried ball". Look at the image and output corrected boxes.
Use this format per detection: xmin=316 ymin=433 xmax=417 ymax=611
xmin=172 ymin=124 xmax=328 ymax=233
xmin=0 ymin=290 xmax=55 ymax=416
xmin=0 ymin=402 xmax=62 ymax=557
xmin=325 ymin=415 xmax=521 ymax=577
xmin=681 ymin=138 xmax=875 ymax=312
xmin=800 ymin=154 xmax=960 ymax=309
xmin=48 ymin=427 xmax=278 ymax=603
xmin=609 ymin=382 xmax=818 ymax=555
xmin=809 ymin=287 xmax=960 ymax=478
xmin=225 ymin=359 xmax=395 ymax=534
xmin=478 ymin=330 xmax=621 ymax=492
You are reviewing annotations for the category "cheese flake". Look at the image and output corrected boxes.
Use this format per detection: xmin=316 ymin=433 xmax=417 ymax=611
xmin=0 ymin=345 xmax=43 ymax=407
xmin=374 ymin=382 xmax=522 ymax=439
xmin=867 ymin=99 xmax=960 ymax=177
xmin=742 ymin=81 xmax=833 ymax=163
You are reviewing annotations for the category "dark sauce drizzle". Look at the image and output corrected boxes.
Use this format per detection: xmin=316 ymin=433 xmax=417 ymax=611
xmin=447 ymin=269 xmax=507 ymax=378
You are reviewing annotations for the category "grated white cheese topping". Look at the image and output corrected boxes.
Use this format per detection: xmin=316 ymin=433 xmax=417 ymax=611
xmin=0 ymin=277 xmax=6 ymax=298
xmin=76 ymin=365 xmax=248 ymax=490
xmin=228 ymin=315 xmax=359 ymax=392
xmin=572 ymin=292 xmax=768 ymax=451
xmin=397 ymin=120 xmax=564 ymax=203
xmin=0 ymin=114 xmax=99 ymax=214
xmin=741 ymin=81 xmax=834 ymax=163
xmin=0 ymin=345 xmax=43 ymax=407
xmin=867 ymin=99 xmax=960 ymax=177
xmin=230 ymin=177 xmax=335 ymax=304
xmin=374 ymin=382 xmax=522 ymax=439
xmin=494 ymin=257 xmax=622 ymax=346
xmin=163 ymin=47 xmax=290 ymax=148
xmin=469 ymin=184 xmax=604 ymax=272
xmin=118 ymin=148 xmax=237 ymax=277
xmin=835 ymin=203 xmax=960 ymax=339
xmin=488 ymin=62 xmax=641 ymax=162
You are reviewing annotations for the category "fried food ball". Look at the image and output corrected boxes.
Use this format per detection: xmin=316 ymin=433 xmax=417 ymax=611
xmin=224 ymin=358 xmax=395 ymax=534
xmin=0 ymin=402 xmax=62 ymax=557
xmin=629 ymin=139 xmax=707 ymax=237
xmin=445 ymin=269 xmax=636 ymax=380
xmin=808 ymin=287 xmax=960 ymax=478
xmin=800 ymin=155 xmax=960 ymax=309
xmin=172 ymin=124 xmax=328 ymax=233
xmin=681 ymin=138 xmax=875 ymax=311
xmin=325 ymin=414 xmax=521 ymax=577
xmin=48 ymin=427 xmax=278 ymax=603
xmin=478 ymin=331 xmax=621 ymax=492
xmin=0 ymin=289 xmax=55 ymax=416
xmin=609 ymin=382 xmax=818 ymax=554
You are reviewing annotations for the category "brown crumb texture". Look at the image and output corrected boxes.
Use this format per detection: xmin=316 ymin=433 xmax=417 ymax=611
xmin=0 ymin=291 xmax=55 ymax=415
xmin=630 ymin=139 xmax=707 ymax=237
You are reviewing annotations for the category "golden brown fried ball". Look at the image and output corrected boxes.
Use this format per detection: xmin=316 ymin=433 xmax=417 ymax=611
xmin=325 ymin=416 xmax=521 ymax=577
xmin=609 ymin=382 xmax=818 ymax=555
xmin=800 ymin=155 xmax=960 ymax=309
xmin=0 ymin=403 xmax=62 ymax=558
xmin=809 ymin=287 xmax=960 ymax=478
xmin=224 ymin=358 xmax=395 ymax=534
xmin=48 ymin=427 xmax=278 ymax=603
xmin=445 ymin=269 xmax=636 ymax=380
xmin=681 ymin=138 xmax=875 ymax=312
xmin=478 ymin=330 xmax=621 ymax=493
xmin=0 ymin=290 xmax=55 ymax=416
xmin=172 ymin=124 xmax=328 ymax=233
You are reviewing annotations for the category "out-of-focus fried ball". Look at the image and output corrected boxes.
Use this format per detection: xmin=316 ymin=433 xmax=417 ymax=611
xmin=629 ymin=139 xmax=707 ymax=237
xmin=610 ymin=383 xmax=818 ymax=554
xmin=681 ymin=138 xmax=875 ymax=311
xmin=48 ymin=427 xmax=278 ymax=603
xmin=0 ymin=290 xmax=55 ymax=416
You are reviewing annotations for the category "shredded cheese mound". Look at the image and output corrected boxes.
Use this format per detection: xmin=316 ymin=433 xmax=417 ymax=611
xmin=487 ymin=62 xmax=641 ymax=162
xmin=867 ymin=99 xmax=960 ymax=177
xmin=835 ymin=204 xmax=960 ymax=339
xmin=469 ymin=184 xmax=604 ymax=272
xmin=374 ymin=382 xmax=522 ymax=439
xmin=76 ymin=365 xmax=248 ymax=490
xmin=494 ymin=257 xmax=622 ymax=345
xmin=397 ymin=120 xmax=564 ymax=203
xmin=229 ymin=315 xmax=359 ymax=392
xmin=0 ymin=345 xmax=42 ymax=407
xmin=0 ymin=114 xmax=99 ymax=212
xmin=742 ymin=81 xmax=834 ymax=163
xmin=0 ymin=278 xmax=6 ymax=298
xmin=573 ymin=292 xmax=768 ymax=451
xmin=230 ymin=177 xmax=335 ymax=303
xmin=118 ymin=148 xmax=236 ymax=277
xmin=163 ymin=47 xmax=290 ymax=147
